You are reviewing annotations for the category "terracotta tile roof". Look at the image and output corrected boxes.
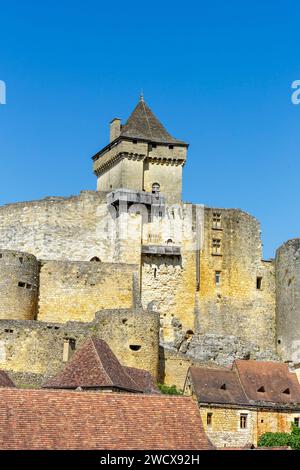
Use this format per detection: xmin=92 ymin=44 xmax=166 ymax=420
xmin=234 ymin=360 xmax=300 ymax=405
xmin=124 ymin=366 xmax=160 ymax=394
xmin=0 ymin=371 xmax=15 ymax=388
xmin=0 ymin=389 xmax=213 ymax=450
xmin=43 ymin=337 xmax=142 ymax=392
xmin=187 ymin=367 xmax=248 ymax=405
xmin=120 ymin=99 xmax=187 ymax=145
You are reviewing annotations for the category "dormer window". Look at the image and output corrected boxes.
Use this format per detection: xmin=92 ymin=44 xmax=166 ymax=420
xmin=220 ymin=383 xmax=227 ymax=390
xmin=257 ymin=386 xmax=265 ymax=393
xmin=282 ymin=388 xmax=290 ymax=395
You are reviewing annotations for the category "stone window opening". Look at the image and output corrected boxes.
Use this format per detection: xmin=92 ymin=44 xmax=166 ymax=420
xmin=207 ymin=413 xmax=213 ymax=427
xmin=294 ymin=417 xmax=300 ymax=428
xmin=129 ymin=344 xmax=141 ymax=351
xmin=169 ymin=145 xmax=174 ymax=150
xmin=240 ymin=413 xmax=248 ymax=429
xmin=19 ymin=257 xmax=23 ymax=264
xmin=152 ymin=182 xmax=160 ymax=194
xmin=26 ymin=283 xmax=32 ymax=290
xmin=132 ymin=139 xmax=137 ymax=144
xmin=154 ymin=267 xmax=157 ymax=279
xmin=215 ymin=271 xmax=221 ymax=286
xmin=212 ymin=212 xmax=222 ymax=229
xmin=4 ymin=329 xmax=13 ymax=334
xmin=212 ymin=239 xmax=221 ymax=255
xmin=166 ymin=239 xmax=173 ymax=245
xmin=256 ymin=276 xmax=263 ymax=290
xmin=63 ymin=338 xmax=76 ymax=362
xmin=18 ymin=282 xmax=25 ymax=288
xmin=0 ymin=254 xmax=2 ymax=258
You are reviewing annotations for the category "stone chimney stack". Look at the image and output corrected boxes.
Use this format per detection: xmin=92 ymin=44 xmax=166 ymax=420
xmin=110 ymin=118 xmax=121 ymax=142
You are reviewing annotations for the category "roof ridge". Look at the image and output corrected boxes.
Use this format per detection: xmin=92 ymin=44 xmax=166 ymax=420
xmin=91 ymin=337 xmax=114 ymax=386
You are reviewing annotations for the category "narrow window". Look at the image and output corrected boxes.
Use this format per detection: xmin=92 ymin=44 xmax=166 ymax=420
xmin=63 ymin=338 xmax=76 ymax=362
xmin=18 ymin=282 xmax=25 ymax=288
xmin=215 ymin=271 xmax=221 ymax=286
xmin=129 ymin=345 xmax=141 ymax=351
xmin=256 ymin=277 xmax=262 ymax=290
xmin=154 ymin=267 xmax=157 ymax=279
xmin=169 ymin=145 xmax=174 ymax=150
xmin=132 ymin=139 xmax=137 ymax=144
xmin=152 ymin=143 xmax=157 ymax=149
xmin=212 ymin=239 xmax=221 ymax=255
xmin=26 ymin=283 xmax=32 ymax=290
xmin=294 ymin=417 xmax=300 ymax=428
xmin=207 ymin=413 xmax=213 ymax=427
xmin=240 ymin=414 xmax=248 ymax=429
xmin=212 ymin=212 xmax=221 ymax=229
xmin=19 ymin=257 xmax=23 ymax=264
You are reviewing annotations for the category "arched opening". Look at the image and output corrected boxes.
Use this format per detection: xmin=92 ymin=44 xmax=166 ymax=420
xmin=129 ymin=344 xmax=141 ymax=351
xmin=152 ymin=182 xmax=160 ymax=194
xmin=90 ymin=256 xmax=101 ymax=262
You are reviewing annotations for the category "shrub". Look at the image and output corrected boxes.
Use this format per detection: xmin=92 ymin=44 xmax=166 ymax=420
xmin=158 ymin=384 xmax=182 ymax=395
xmin=258 ymin=432 xmax=290 ymax=448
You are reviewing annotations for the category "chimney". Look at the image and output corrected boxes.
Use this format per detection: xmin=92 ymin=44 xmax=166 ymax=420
xmin=110 ymin=118 xmax=121 ymax=142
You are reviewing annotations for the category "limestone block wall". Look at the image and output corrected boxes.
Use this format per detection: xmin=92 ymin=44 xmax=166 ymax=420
xmin=0 ymin=308 xmax=160 ymax=386
xmin=143 ymin=160 xmax=183 ymax=204
xmin=199 ymin=208 xmax=276 ymax=351
xmin=199 ymin=406 xmax=255 ymax=448
xmin=0 ymin=191 xmax=116 ymax=262
xmin=276 ymin=239 xmax=300 ymax=363
xmin=0 ymin=250 xmax=39 ymax=320
xmin=38 ymin=260 xmax=138 ymax=323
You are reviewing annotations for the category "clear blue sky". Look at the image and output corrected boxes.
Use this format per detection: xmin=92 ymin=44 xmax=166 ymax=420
xmin=0 ymin=0 xmax=299 ymax=258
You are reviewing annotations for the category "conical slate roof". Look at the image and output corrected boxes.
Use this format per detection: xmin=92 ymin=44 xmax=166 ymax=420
xmin=43 ymin=337 xmax=143 ymax=392
xmin=120 ymin=99 xmax=186 ymax=145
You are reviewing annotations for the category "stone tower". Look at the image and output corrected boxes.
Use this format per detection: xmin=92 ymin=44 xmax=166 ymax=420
xmin=92 ymin=97 xmax=188 ymax=203
xmin=276 ymin=239 xmax=300 ymax=365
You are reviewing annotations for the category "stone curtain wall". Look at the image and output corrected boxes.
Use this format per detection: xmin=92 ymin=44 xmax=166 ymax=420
xmin=276 ymin=239 xmax=300 ymax=363
xmin=38 ymin=261 xmax=138 ymax=323
xmin=0 ymin=191 xmax=115 ymax=262
xmin=199 ymin=208 xmax=276 ymax=351
xmin=0 ymin=250 xmax=39 ymax=320
xmin=0 ymin=309 xmax=160 ymax=386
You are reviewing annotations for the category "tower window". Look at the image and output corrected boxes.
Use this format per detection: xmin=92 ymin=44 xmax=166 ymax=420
xmin=18 ymin=282 xmax=25 ymax=288
xmin=212 ymin=239 xmax=221 ymax=255
xmin=154 ymin=267 xmax=157 ymax=279
xmin=212 ymin=212 xmax=222 ymax=229
xmin=207 ymin=413 xmax=213 ymax=427
xmin=169 ymin=145 xmax=174 ymax=149
xmin=129 ymin=344 xmax=141 ymax=351
xmin=215 ymin=271 xmax=221 ymax=286
xmin=256 ymin=277 xmax=262 ymax=290
xmin=132 ymin=140 xmax=137 ymax=144
xmin=152 ymin=182 xmax=160 ymax=194
xmin=240 ymin=414 xmax=248 ymax=429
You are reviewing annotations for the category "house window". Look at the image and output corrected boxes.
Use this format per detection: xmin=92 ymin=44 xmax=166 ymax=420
xmin=215 ymin=271 xmax=221 ymax=286
xmin=207 ymin=413 xmax=213 ymax=427
xmin=294 ymin=418 xmax=300 ymax=428
xmin=212 ymin=239 xmax=221 ymax=255
xmin=240 ymin=414 xmax=248 ymax=429
xmin=212 ymin=212 xmax=221 ymax=229
xmin=256 ymin=277 xmax=262 ymax=290
xmin=169 ymin=145 xmax=174 ymax=150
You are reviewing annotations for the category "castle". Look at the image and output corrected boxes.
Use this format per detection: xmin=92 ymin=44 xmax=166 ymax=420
xmin=0 ymin=97 xmax=299 ymax=389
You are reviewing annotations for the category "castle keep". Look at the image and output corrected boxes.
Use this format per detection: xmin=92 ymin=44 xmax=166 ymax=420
xmin=0 ymin=97 xmax=299 ymax=388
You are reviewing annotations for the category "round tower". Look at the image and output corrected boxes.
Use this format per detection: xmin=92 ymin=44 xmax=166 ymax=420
xmin=0 ymin=250 xmax=39 ymax=320
xmin=276 ymin=239 xmax=300 ymax=364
